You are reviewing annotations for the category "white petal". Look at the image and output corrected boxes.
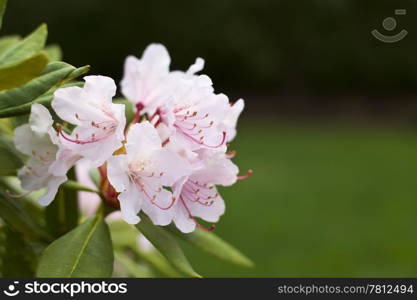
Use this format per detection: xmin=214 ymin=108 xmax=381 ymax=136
xmin=49 ymin=147 xmax=81 ymax=176
xmin=185 ymin=190 xmax=225 ymax=222
xmin=121 ymin=44 xmax=171 ymax=108
xmin=141 ymin=187 xmax=175 ymax=226
xmin=194 ymin=154 xmax=239 ymax=186
xmin=186 ymin=57 xmax=204 ymax=75
xmin=83 ymin=75 xmax=116 ymax=104
xmin=121 ymin=55 xmax=141 ymax=103
xmin=38 ymin=175 xmax=67 ymax=206
xmin=14 ymin=124 xmax=57 ymax=158
xmin=222 ymin=99 xmax=244 ymax=142
xmin=52 ymin=86 xmax=85 ymax=125
xmin=18 ymin=159 xmax=50 ymax=191
xmin=107 ymin=154 xmax=130 ymax=193
xmin=118 ymin=181 xmax=142 ymax=224
xmin=148 ymin=148 xmax=192 ymax=186
xmin=29 ymin=104 xmax=53 ymax=134
xmin=142 ymin=43 xmax=171 ymax=75
xmin=126 ymin=122 xmax=162 ymax=157
xmin=173 ymin=203 xmax=196 ymax=233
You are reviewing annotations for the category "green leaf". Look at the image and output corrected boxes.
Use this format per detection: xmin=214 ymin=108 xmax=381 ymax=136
xmin=0 ymin=65 xmax=87 ymax=118
xmin=37 ymin=216 xmax=114 ymax=278
xmin=0 ymin=23 xmax=47 ymax=66
xmin=0 ymin=176 xmax=44 ymax=224
xmin=0 ymin=61 xmax=74 ymax=110
xmin=109 ymin=221 xmax=182 ymax=277
xmin=63 ymin=180 xmax=99 ymax=194
xmin=44 ymin=44 xmax=62 ymax=61
xmin=0 ymin=91 xmax=52 ymax=118
xmin=109 ymin=221 xmax=138 ymax=250
xmin=135 ymin=214 xmax=200 ymax=278
xmin=0 ymin=0 xmax=6 ymax=30
xmin=0 ymin=190 xmax=50 ymax=241
xmin=45 ymin=169 xmax=79 ymax=238
xmin=0 ymin=136 xmax=23 ymax=176
xmin=169 ymin=226 xmax=254 ymax=268
xmin=114 ymin=251 xmax=152 ymax=278
xmin=132 ymin=245 xmax=183 ymax=277
xmin=0 ymin=35 xmax=20 ymax=56
xmin=0 ymin=52 xmax=48 ymax=91
xmin=0 ymin=225 xmax=38 ymax=277
xmin=0 ymin=118 xmax=14 ymax=136
xmin=64 ymin=65 xmax=90 ymax=82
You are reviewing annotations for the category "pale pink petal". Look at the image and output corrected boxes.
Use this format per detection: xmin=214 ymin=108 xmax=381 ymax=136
xmin=119 ymin=181 xmax=142 ymax=224
xmin=107 ymin=155 xmax=131 ymax=193
xmin=29 ymin=104 xmax=54 ymax=134
xmin=38 ymin=175 xmax=67 ymax=206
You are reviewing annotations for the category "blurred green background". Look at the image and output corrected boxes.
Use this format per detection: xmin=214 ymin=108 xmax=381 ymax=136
xmin=4 ymin=0 xmax=417 ymax=276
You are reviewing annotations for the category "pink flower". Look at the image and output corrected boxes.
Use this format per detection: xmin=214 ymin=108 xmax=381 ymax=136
xmin=51 ymin=75 xmax=126 ymax=172
xmin=122 ymin=44 xmax=230 ymax=152
xmin=107 ymin=121 xmax=191 ymax=225
xmin=172 ymin=151 xmax=239 ymax=233
xmin=13 ymin=104 xmax=67 ymax=205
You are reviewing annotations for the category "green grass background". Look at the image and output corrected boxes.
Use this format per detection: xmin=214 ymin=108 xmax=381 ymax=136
xmin=181 ymin=120 xmax=417 ymax=277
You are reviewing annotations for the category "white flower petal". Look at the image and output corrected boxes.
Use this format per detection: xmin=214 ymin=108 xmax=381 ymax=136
xmin=83 ymin=75 xmax=116 ymax=104
xmin=141 ymin=187 xmax=175 ymax=226
xmin=186 ymin=57 xmax=204 ymax=75
xmin=107 ymin=154 xmax=130 ymax=193
xmin=126 ymin=122 xmax=162 ymax=157
xmin=173 ymin=204 xmax=196 ymax=233
xmin=222 ymin=99 xmax=244 ymax=142
xmin=149 ymin=148 xmax=192 ymax=186
xmin=38 ymin=175 xmax=67 ymax=206
xmin=29 ymin=104 xmax=54 ymax=134
xmin=118 ymin=181 xmax=142 ymax=224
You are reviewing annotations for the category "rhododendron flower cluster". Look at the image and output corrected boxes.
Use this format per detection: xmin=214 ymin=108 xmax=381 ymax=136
xmin=13 ymin=43 xmax=249 ymax=233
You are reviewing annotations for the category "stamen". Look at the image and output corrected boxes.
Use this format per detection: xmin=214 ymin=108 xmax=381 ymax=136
xmin=162 ymin=138 xmax=170 ymax=147
xmin=57 ymin=125 xmax=109 ymax=145
xmin=180 ymin=196 xmax=215 ymax=232
xmin=5 ymin=189 xmax=33 ymax=199
xmin=152 ymin=196 xmax=177 ymax=210
xmin=238 ymin=169 xmax=253 ymax=181
xmin=226 ymin=150 xmax=237 ymax=159
xmin=133 ymin=102 xmax=145 ymax=123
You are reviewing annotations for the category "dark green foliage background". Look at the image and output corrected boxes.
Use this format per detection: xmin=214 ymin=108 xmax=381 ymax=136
xmin=2 ymin=0 xmax=417 ymax=277
xmin=3 ymin=0 xmax=417 ymax=93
